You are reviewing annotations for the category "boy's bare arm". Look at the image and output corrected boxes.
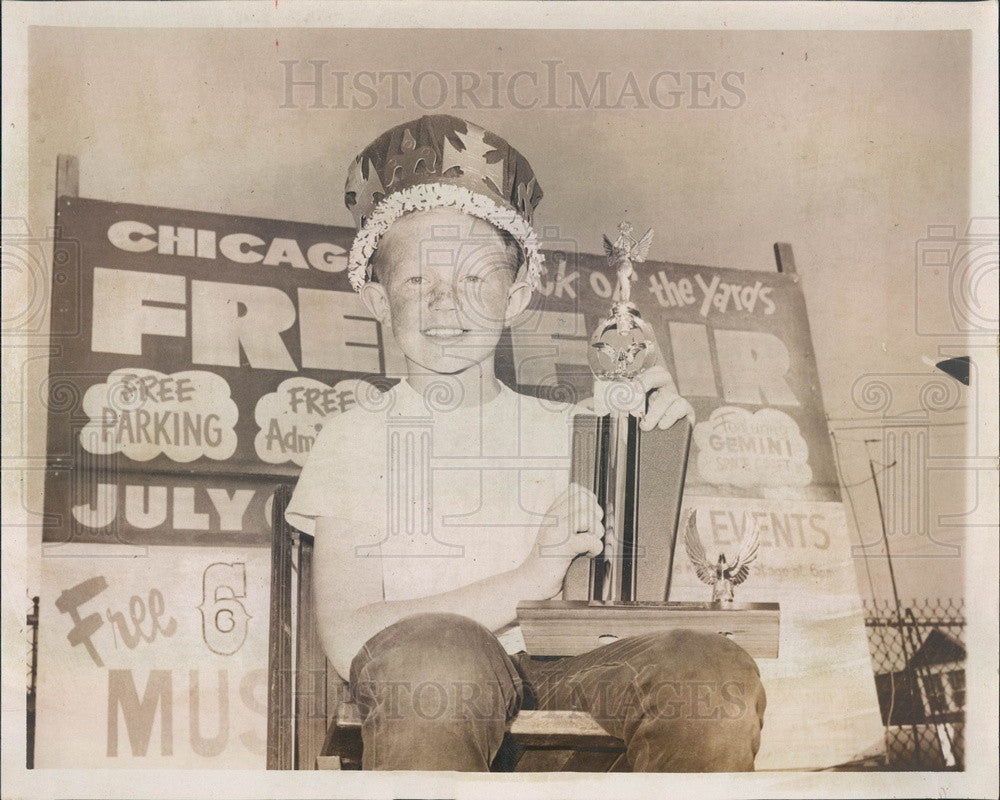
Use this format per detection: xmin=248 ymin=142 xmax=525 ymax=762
xmin=312 ymin=484 xmax=603 ymax=679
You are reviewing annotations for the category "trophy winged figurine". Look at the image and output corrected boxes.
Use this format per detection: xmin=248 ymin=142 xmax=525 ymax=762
xmin=590 ymin=223 xmax=658 ymax=384
xmin=684 ymin=510 xmax=761 ymax=603
xmin=602 ymin=222 xmax=654 ymax=324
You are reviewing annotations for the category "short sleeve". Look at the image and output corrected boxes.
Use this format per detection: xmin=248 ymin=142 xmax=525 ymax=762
xmin=285 ymin=412 xmax=371 ymax=537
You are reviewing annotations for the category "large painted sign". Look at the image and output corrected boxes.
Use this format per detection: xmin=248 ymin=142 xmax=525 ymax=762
xmin=39 ymin=195 xmax=881 ymax=768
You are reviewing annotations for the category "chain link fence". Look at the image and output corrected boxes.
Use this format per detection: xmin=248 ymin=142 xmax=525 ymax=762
xmin=863 ymin=597 xmax=965 ymax=770
xmin=27 ymin=596 xmax=39 ymax=768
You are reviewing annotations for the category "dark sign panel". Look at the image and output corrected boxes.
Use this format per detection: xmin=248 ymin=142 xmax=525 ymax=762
xmin=499 ymin=245 xmax=839 ymax=499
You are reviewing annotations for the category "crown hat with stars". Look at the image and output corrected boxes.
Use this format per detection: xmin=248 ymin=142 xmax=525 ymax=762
xmin=343 ymin=114 xmax=545 ymax=292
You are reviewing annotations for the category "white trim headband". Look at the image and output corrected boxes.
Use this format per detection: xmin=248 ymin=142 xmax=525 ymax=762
xmin=346 ymin=183 xmax=544 ymax=292
xmin=343 ymin=115 xmax=545 ymax=292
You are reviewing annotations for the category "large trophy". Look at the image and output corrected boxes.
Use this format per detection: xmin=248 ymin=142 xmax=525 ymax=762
xmin=517 ymin=223 xmax=780 ymax=658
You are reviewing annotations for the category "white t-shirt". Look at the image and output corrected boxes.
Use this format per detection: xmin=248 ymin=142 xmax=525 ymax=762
xmin=285 ymin=378 xmax=583 ymax=654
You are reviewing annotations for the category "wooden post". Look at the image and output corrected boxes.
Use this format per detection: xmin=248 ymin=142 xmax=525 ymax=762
xmin=295 ymin=533 xmax=330 ymax=769
xmin=267 ymin=484 xmax=295 ymax=769
xmin=56 ymin=155 xmax=79 ymax=199
xmin=773 ymin=242 xmax=796 ymax=274
xmin=27 ymin=596 xmax=39 ymax=769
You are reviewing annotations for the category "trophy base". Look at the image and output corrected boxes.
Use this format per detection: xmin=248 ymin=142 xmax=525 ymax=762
xmin=516 ymin=600 xmax=780 ymax=659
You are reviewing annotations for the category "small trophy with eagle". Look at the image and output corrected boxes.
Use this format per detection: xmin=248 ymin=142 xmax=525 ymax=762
xmin=684 ymin=510 xmax=761 ymax=603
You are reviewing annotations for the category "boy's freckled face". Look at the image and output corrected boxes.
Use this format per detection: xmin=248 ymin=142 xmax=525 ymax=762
xmin=368 ymin=208 xmax=530 ymax=376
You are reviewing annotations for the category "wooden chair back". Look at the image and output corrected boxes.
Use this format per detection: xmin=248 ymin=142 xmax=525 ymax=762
xmin=267 ymin=483 xmax=346 ymax=769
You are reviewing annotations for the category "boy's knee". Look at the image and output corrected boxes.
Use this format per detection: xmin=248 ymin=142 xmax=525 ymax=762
xmin=351 ymin=612 xmax=514 ymax=687
xmin=349 ymin=613 xmax=520 ymax=727
xmin=628 ymin=629 xmax=765 ymax=722
xmin=623 ymin=630 xmax=765 ymax=771
xmin=393 ymin=612 xmax=496 ymax=642
xmin=636 ymin=628 xmax=760 ymax=675
xmin=376 ymin=612 xmax=498 ymax=658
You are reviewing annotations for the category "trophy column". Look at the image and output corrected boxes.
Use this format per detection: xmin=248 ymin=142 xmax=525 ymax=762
xmin=588 ymin=222 xmax=658 ymax=605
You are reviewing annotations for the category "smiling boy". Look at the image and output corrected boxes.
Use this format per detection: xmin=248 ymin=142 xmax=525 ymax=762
xmin=286 ymin=115 xmax=765 ymax=772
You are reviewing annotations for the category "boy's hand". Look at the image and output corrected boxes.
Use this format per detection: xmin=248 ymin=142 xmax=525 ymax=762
xmin=635 ymin=364 xmax=695 ymax=432
xmin=519 ymin=484 xmax=604 ymax=601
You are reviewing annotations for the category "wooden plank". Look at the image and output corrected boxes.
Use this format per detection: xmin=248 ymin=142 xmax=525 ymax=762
xmin=56 ymin=154 xmax=79 ymax=199
xmin=294 ymin=534 xmax=330 ymax=770
xmin=774 ymin=242 xmax=797 ymax=274
xmin=518 ymin=600 xmax=780 ymax=658
xmin=325 ymin=701 xmax=364 ymax=769
xmin=336 ymin=702 xmax=363 ymax=727
xmin=320 ymin=704 xmax=627 ymax=770
xmin=319 ymin=710 xmax=340 ymax=758
xmin=325 ymin=720 xmax=363 ymax=769
xmin=317 ymin=742 xmax=628 ymax=772
xmin=326 ymin=672 xmax=345 ymax=730
xmin=510 ymin=744 xmax=629 ymax=773
xmin=520 ymin=599 xmax=781 ymax=618
xmin=560 ymin=748 xmax=625 ymax=772
xmin=511 ymin=748 xmax=575 ymax=772
xmin=509 ymin=710 xmax=622 ymax=748
xmin=266 ymin=485 xmax=295 ymax=769
xmin=329 ymin=704 xmax=622 ymax=750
